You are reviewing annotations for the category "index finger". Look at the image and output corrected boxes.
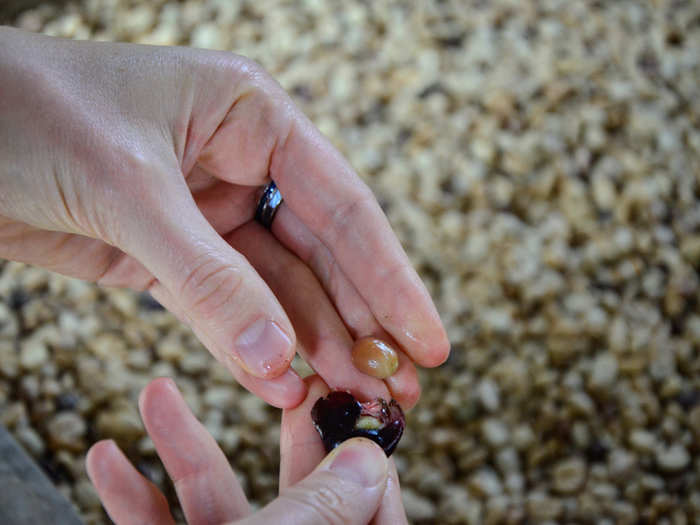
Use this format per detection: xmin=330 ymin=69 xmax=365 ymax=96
xmin=279 ymin=375 xmax=327 ymax=489
xmin=271 ymin=113 xmax=450 ymax=368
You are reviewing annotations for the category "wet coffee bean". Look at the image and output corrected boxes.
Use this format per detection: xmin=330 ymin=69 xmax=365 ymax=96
xmin=351 ymin=337 xmax=399 ymax=379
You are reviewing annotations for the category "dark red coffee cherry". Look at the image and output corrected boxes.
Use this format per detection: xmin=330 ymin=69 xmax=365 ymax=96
xmin=311 ymin=391 xmax=405 ymax=456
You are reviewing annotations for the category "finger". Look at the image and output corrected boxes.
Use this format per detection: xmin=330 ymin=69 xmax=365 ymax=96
xmin=226 ymin=222 xmax=389 ymax=402
xmin=138 ymin=377 xmax=250 ymax=524
xmin=271 ymin=116 xmax=450 ymax=368
xmin=148 ymin=280 xmax=307 ymax=409
xmin=86 ymin=440 xmax=175 ymax=525
xmin=240 ymin=438 xmax=388 ymax=525
xmin=279 ymin=375 xmax=329 ymax=489
xmin=384 ymin=348 xmax=421 ymax=410
xmin=120 ymin=181 xmax=296 ymax=381
xmin=371 ymin=460 xmax=408 ymax=525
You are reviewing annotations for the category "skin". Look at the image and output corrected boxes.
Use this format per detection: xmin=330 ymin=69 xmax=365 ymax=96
xmin=86 ymin=376 xmax=409 ymax=525
xmin=0 ymin=27 xmax=449 ymax=409
xmin=0 ymin=27 xmax=449 ymax=521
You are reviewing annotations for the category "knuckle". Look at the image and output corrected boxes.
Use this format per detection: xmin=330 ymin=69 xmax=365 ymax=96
xmin=323 ymin=190 xmax=376 ymax=245
xmin=229 ymin=53 xmax=269 ymax=80
xmin=180 ymin=255 xmax=244 ymax=320
xmin=195 ymin=50 xmax=267 ymax=84
xmin=214 ymin=55 xmax=296 ymax=183
xmin=227 ymin=55 xmax=294 ymax=128
xmin=324 ymin=256 xmax=343 ymax=299
xmin=377 ymin=260 xmax=413 ymax=289
xmin=235 ymin=55 xmax=269 ymax=83
xmin=221 ymin=53 xmax=276 ymax=98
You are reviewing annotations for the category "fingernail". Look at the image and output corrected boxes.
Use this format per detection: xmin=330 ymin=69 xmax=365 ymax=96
xmin=235 ymin=318 xmax=292 ymax=377
xmin=328 ymin=439 xmax=387 ymax=487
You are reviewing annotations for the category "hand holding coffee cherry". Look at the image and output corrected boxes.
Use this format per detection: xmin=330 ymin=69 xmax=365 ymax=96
xmin=87 ymin=377 xmax=408 ymax=524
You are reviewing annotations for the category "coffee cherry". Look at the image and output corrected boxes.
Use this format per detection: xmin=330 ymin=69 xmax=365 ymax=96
xmin=351 ymin=337 xmax=399 ymax=379
xmin=311 ymin=391 xmax=405 ymax=456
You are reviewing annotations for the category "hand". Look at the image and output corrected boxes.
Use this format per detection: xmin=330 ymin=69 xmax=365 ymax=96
xmin=0 ymin=27 xmax=449 ymax=408
xmin=86 ymin=377 xmax=408 ymax=524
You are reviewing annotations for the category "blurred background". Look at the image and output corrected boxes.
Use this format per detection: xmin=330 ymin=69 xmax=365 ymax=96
xmin=1 ymin=0 xmax=699 ymax=523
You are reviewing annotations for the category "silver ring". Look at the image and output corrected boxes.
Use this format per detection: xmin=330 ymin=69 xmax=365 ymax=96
xmin=255 ymin=181 xmax=283 ymax=229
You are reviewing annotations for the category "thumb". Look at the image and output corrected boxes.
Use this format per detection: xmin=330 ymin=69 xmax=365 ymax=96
xmin=123 ymin=183 xmax=296 ymax=380
xmin=242 ymin=438 xmax=388 ymax=525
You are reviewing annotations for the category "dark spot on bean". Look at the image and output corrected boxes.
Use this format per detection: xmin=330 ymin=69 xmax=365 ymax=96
xmin=55 ymin=392 xmax=80 ymax=411
xmin=9 ymin=288 xmax=30 ymax=310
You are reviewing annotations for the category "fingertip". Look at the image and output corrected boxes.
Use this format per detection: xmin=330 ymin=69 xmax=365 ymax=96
xmin=86 ymin=439 xmax=118 ymax=463
xmin=435 ymin=334 xmax=452 ymax=365
xmin=254 ymin=368 xmax=308 ymax=409
xmin=391 ymin=378 xmax=421 ymax=410
xmin=388 ymin=308 xmax=450 ymax=368
xmin=138 ymin=377 xmax=179 ymax=418
xmin=415 ymin=336 xmax=451 ymax=368
xmin=85 ymin=439 xmax=120 ymax=485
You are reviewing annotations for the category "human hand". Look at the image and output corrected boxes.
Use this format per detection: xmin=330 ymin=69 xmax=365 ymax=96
xmin=0 ymin=27 xmax=449 ymax=408
xmin=86 ymin=377 xmax=408 ymax=524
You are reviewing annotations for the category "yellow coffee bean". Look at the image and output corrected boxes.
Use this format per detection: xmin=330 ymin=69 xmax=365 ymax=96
xmin=351 ymin=337 xmax=399 ymax=379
